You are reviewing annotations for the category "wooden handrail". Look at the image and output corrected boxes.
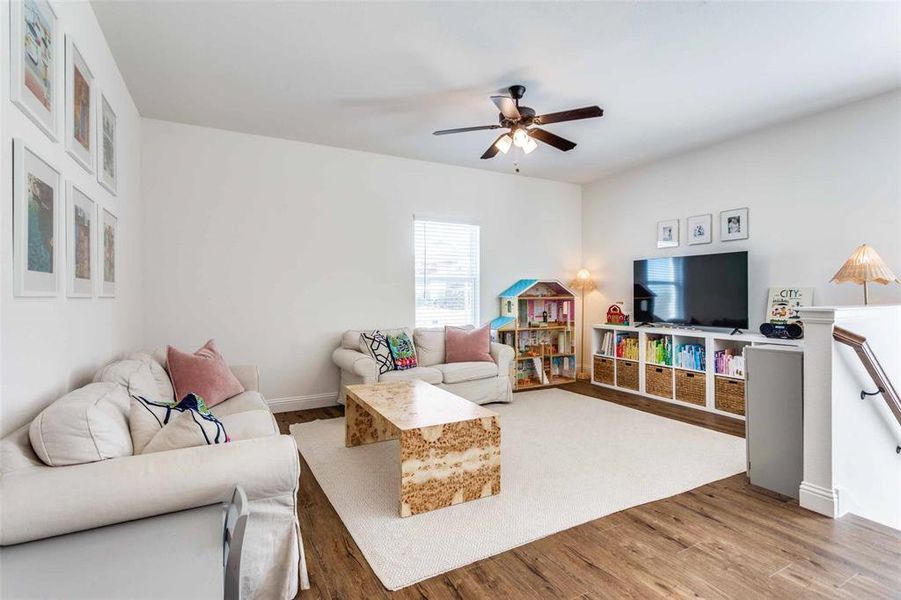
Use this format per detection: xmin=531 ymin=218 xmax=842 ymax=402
xmin=833 ymin=326 xmax=901 ymax=428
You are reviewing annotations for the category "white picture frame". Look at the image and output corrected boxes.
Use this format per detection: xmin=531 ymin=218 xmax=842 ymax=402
xmin=656 ymin=219 xmax=679 ymax=249
xmin=13 ymin=139 xmax=61 ymax=297
xmin=98 ymin=206 xmax=118 ymax=297
xmin=66 ymin=182 xmax=96 ymax=298
xmin=687 ymin=214 xmax=712 ymax=245
xmin=720 ymin=207 xmax=749 ymax=241
xmin=97 ymin=93 xmax=118 ymax=195
xmin=9 ymin=0 xmax=59 ymax=140
xmin=65 ymin=36 xmax=95 ymax=173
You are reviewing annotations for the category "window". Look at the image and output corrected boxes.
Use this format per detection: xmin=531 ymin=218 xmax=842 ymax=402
xmin=414 ymin=219 xmax=480 ymax=328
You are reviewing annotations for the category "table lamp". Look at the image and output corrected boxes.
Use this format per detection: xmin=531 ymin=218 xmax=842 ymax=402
xmin=569 ymin=269 xmax=597 ymax=380
xmin=830 ymin=244 xmax=899 ymax=305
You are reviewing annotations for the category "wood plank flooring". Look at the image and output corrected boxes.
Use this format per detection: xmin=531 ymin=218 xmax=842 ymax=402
xmin=275 ymin=384 xmax=900 ymax=599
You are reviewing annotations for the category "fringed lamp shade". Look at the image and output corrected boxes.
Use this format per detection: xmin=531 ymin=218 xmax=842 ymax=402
xmin=569 ymin=268 xmax=597 ymax=292
xmin=830 ymin=244 xmax=900 ymax=304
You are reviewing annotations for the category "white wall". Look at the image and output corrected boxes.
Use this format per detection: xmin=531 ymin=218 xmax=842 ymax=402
xmin=140 ymin=119 xmax=582 ymax=406
xmin=800 ymin=306 xmax=900 ymax=530
xmin=1 ymin=2 xmax=143 ymax=435
xmin=581 ymin=91 xmax=901 ymax=333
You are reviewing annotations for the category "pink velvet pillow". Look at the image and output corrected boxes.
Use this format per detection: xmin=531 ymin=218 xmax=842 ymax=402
xmin=445 ymin=325 xmax=493 ymax=363
xmin=166 ymin=340 xmax=244 ymax=407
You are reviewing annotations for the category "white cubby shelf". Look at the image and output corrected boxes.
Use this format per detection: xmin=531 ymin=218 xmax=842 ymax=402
xmin=590 ymin=323 xmax=803 ymax=420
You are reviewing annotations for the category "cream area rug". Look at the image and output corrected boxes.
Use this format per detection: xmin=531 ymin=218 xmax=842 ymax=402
xmin=290 ymin=388 xmax=745 ymax=591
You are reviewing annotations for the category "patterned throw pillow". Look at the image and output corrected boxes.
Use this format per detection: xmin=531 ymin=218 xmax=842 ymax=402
xmin=131 ymin=393 xmax=229 ymax=454
xmin=387 ymin=331 xmax=418 ymax=370
xmin=360 ymin=330 xmax=396 ymax=375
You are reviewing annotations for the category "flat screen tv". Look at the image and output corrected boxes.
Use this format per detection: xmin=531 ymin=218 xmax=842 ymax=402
xmin=633 ymin=251 xmax=748 ymax=329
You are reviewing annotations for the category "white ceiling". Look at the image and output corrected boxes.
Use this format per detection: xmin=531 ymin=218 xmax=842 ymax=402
xmin=92 ymin=1 xmax=900 ymax=184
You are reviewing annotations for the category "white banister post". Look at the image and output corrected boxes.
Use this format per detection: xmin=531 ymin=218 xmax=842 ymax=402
xmin=798 ymin=307 xmax=843 ymax=517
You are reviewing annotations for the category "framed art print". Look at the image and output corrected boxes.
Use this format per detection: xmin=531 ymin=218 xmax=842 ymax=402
xmin=65 ymin=36 xmax=95 ymax=173
xmin=9 ymin=0 xmax=58 ymax=140
xmin=97 ymin=93 xmax=118 ymax=194
xmin=99 ymin=206 xmax=117 ymax=297
xmin=66 ymin=182 xmax=95 ymax=297
xmin=13 ymin=139 xmax=61 ymax=296
xmin=720 ymin=208 xmax=749 ymax=241
xmin=656 ymin=219 xmax=679 ymax=249
xmin=687 ymin=214 xmax=712 ymax=245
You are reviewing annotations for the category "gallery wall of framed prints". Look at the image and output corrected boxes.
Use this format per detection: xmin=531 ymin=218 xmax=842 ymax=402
xmin=8 ymin=0 xmax=120 ymax=301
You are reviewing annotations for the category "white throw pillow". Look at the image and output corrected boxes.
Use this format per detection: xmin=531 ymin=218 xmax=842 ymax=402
xmin=129 ymin=396 xmax=173 ymax=453
xmin=94 ymin=359 xmax=160 ymax=402
xmin=127 ymin=351 xmax=176 ymax=403
xmin=29 ymin=383 xmax=132 ymax=466
xmin=413 ymin=327 xmax=445 ymax=367
xmin=140 ymin=394 xmax=230 ymax=455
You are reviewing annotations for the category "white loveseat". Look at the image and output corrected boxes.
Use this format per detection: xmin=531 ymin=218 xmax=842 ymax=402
xmin=332 ymin=327 xmax=515 ymax=405
xmin=0 ymin=349 xmax=307 ymax=599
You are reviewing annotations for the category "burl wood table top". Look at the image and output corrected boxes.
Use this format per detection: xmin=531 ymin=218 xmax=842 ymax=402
xmin=345 ymin=380 xmax=498 ymax=430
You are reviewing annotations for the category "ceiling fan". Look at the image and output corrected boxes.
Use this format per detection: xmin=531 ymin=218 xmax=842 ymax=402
xmin=433 ymin=85 xmax=603 ymax=159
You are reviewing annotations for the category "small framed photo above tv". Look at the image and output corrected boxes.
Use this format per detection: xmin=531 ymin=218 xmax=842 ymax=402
xmin=687 ymin=214 xmax=712 ymax=245
xmin=720 ymin=208 xmax=749 ymax=241
xmin=656 ymin=219 xmax=679 ymax=249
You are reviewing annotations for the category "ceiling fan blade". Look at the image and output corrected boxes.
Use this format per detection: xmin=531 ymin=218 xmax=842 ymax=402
xmin=529 ymin=128 xmax=577 ymax=152
xmin=480 ymin=134 xmax=508 ymax=160
xmin=433 ymin=124 xmax=501 ymax=136
xmin=534 ymin=106 xmax=603 ymax=125
xmin=491 ymin=96 xmax=521 ymax=120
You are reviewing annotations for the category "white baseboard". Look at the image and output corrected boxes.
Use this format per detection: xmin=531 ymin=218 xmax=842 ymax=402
xmin=799 ymin=481 xmax=842 ymax=518
xmin=267 ymin=392 xmax=340 ymax=413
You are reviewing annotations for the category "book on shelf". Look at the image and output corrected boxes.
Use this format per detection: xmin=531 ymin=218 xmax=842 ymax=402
xmin=645 ymin=336 xmax=672 ymax=365
xmin=674 ymin=343 xmax=705 ymax=371
xmin=714 ymin=349 xmax=745 ymax=377
xmin=615 ymin=336 xmax=639 ymax=360
xmin=598 ymin=331 xmax=615 ymax=356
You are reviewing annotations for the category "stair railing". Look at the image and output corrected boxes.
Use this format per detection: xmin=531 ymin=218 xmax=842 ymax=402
xmin=833 ymin=326 xmax=901 ymax=453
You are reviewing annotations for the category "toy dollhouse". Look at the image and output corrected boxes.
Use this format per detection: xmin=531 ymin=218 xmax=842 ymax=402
xmin=489 ymin=279 xmax=577 ymax=390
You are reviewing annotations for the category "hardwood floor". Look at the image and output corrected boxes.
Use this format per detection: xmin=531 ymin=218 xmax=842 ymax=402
xmin=275 ymin=385 xmax=900 ymax=599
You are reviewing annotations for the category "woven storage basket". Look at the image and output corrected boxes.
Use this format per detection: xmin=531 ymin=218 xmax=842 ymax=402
xmin=675 ymin=369 xmax=706 ymax=406
xmin=616 ymin=359 xmax=639 ymax=390
xmin=593 ymin=356 xmax=614 ymax=385
xmin=715 ymin=376 xmax=745 ymax=415
xmin=645 ymin=365 xmax=673 ymax=398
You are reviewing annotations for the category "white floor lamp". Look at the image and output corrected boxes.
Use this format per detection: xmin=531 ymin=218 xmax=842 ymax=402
xmin=569 ymin=269 xmax=596 ymax=380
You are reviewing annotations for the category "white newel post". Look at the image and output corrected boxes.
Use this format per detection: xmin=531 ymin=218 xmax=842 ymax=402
xmin=798 ymin=307 xmax=842 ymax=517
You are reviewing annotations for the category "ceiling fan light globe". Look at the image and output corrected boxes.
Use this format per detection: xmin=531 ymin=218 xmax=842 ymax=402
xmin=495 ymin=134 xmax=513 ymax=154
xmin=512 ymin=128 xmax=529 ymax=148
xmin=523 ymin=137 xmax=538 ymax=154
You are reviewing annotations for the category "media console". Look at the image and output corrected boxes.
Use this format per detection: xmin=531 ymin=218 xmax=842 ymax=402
xmin=590 ymin=324 xmax=802 ymax=420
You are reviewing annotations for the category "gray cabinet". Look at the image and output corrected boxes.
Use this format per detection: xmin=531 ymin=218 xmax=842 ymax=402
xmin=745 ymin=344 xmax=804 ymax=499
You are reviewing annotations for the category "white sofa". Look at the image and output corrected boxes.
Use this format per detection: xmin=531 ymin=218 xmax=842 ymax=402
xmin=0 ymin=349 xmax=307 ymax=599
xmin=332 ymin=327 xmax=515 ymax=405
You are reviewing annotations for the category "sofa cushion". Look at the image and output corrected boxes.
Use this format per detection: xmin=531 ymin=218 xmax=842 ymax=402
xmin=386 ymin=331 xmax=417 ymax=370
xmin=129 ymin=396 xmax=171 ymax=453
xmin=167 ymin=340 xmax=245 ymax=407
xmin=445 ymin=324 xmax=493 ymax=363
xmin=434 ymin=361 xmax=499 ymax=384
xmin=413 ymin=327 xmax=445 ymax=367
xmin=140 ymin=393 xmax=230 ymax=455
xmin=127 ymin=351 xmax=176 ymax=403
xmin=220 ymin=410 xmax=279 ymax=440
xmin=94 ymin=359 xmax=161 ymax=402
xmin=359 ymin=330 xmax=395 ymax=375
xmin=29 ymin=383 xmax=132 ymax=466
xmin=212 ymin=391 xmax=270 ymax=418
xmin=379 ymin=366 xmax=443 ymax=385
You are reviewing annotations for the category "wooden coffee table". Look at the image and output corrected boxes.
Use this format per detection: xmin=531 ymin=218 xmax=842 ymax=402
xmin=345 ymin=380 xmax=501 ymax=517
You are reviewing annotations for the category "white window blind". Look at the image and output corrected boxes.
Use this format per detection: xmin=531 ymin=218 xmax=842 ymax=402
xmin=414 ymin=219 xmax=480 ymax=328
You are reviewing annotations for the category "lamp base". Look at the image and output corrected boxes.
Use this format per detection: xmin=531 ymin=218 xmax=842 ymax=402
xmin=576 ymin=370 xmax=591 ymax=381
